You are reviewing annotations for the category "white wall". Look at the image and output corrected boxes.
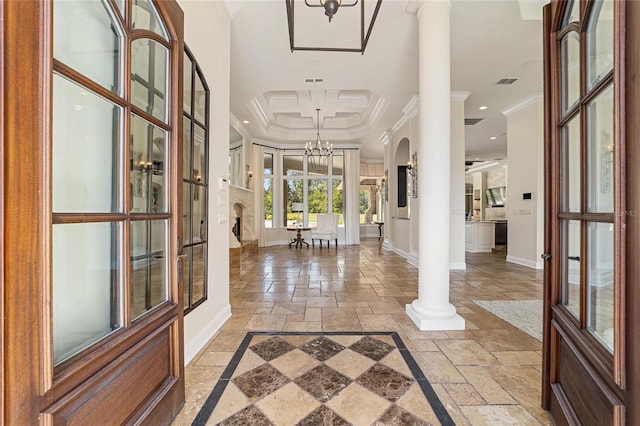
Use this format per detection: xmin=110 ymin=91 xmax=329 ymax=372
xmin=180 ymin=0 xmax=232 ymax=364
xmin=505 ymin=95 xmax=544 ymax=269
xmin=450 ymin=96 xmax=466 ymax=269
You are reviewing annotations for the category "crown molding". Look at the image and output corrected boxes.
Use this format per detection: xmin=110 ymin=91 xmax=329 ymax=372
xmin=451 ymin=91 xmax=471 ymax=102
xmin=501 ymin=92 xmax=543 ymax=116
xmin=391 ymin=95 xmax=419 ymax=134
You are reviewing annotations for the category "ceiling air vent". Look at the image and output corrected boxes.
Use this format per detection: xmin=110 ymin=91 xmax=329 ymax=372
xmin=496 ymin=78 xmax=518 ymax=85
xmin=465 ymin=118 xmax=484 ymax=125
xmin=304 ymin=77 xmax=324 ymax=85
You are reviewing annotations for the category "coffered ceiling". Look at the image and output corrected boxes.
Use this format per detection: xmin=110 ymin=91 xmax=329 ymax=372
xmin=227 ymin=0 xmax=547 ymax=162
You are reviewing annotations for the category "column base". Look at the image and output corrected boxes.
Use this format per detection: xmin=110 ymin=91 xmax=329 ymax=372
xmin=405 ymin=303 xmax=466 ymax=331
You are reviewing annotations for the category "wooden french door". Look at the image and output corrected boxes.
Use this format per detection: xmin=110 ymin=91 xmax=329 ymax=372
xmin=542 ymin=0 xmax=640 ymax=424
xmin=2 ymin=0 xmax=185 ymax=423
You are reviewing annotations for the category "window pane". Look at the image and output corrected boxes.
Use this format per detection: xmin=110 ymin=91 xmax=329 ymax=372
xmin=54 ymin=0 xmax=121 ymax=93
xmin=132 ymin=0 xmax=169 ymax=40
xmin=130 ymin=220 xmax=168 ymax=320
xmin=264 ymin=178 xmax=273 ymax=228
xmin=183 ymin=116 xmax=192 ymax=180
xmin=194 ymin=125 xmax=206 ymax=183
xmin=192 ymin=184 xmax=206 ymax=243
xmin=562 ymin=113 xmax=581 ymax=212
xmin=563 ymin=0 xmax=580 ymax=26
xmin=182 ymin=246 xmax=192 ymax=310
xmin=183 ymin=182 xmax=192 ymax=244
xmin=587 ymin=84 xmax=614 ymax=213
xmin=308 ymin=179 xmax=328 ymax=228
xmin=264 ymin=153 xmax=273 ymax=175
xmin=130 ymin=114 xmax=167 ymax=213
xmin=561 ymin=31 xmax=580 ymax=113
xmin=283 ymin=155 xmax=304 ymax=176
xmin=562 ymin=220 xmax=581 ymax=320
xmin=333 ymin=179 xmax=344 ymax=226
xmin=587 ymin=0 xmax=613 ymax=90
xmin=131 ymin=39 xmax=168 ymax=123
xmin=53 ymin=75 xmax=121 ymax=213
xmin=194 ymin=70 xmax=207 ymax=124
xmin=359 ymin=187 xmax=370 ymax=224
xmin=192 ymin=244 xmax=206 ymax=304
xmin=332 ymin=154 xmax=344 ymax=176
xmin=284 ymin=179 xmax=303 ymax=227
xmin=587 ymin=222 xmax=614 ymax=352
xmin=183 ymin=55 xmax=192 ymax=112
xmin=53 ymin=222 xmax=121 ymax=365
xmin=308 ymin=155 xmax=328 ymax=176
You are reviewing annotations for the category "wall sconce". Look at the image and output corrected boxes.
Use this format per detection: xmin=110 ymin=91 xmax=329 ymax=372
xmin=137 ymin=160 xmax=153 ymax=173
xmin=407 ymin=152 xmax=418 ymax=198
xmin=245 ymin=164 xmax=253 ymax=189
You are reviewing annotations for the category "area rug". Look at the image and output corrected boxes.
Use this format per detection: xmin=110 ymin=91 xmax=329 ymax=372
xmin=191 ymin=331 xmax=455 ymax=426
xmin=473 ymin=300 xmax=543 ymax=341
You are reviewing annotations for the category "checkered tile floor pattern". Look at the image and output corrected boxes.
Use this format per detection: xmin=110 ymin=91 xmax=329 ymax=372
xmin=193 ymin=332 xmax=454 ymax=425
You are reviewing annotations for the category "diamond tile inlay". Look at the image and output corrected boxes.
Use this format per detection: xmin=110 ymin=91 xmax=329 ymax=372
xmin=376 ymin=404 xmax=433 ymax=426
xmin=191 ymin=332 xmax=456 ymax=426
xmin=296 ymin=405 xmax=350 ymax=426
xmin=218 ymin=405 xmax=273 ymax=426
xmin=232 ymin=363 xmax=290 ymax=400
xmin=299 ymin=336 xmax=345 ymax=362
xmin=349 ymin=335 xmax=395 ymax=361
xmin=357 ymin=363 xmax=414 ymax=402
xmin=250 ymin=336 xmax=296 ymax=361
xmin=294 ymin=364 xmax=352 ymax=402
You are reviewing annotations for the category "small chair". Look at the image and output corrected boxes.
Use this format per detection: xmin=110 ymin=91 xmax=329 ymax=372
xmin=311 ymin=213 xmax=338 ymax=248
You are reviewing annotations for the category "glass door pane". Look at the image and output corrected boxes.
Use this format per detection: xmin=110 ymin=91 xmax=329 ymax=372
xmin=587 ymin=222 xmax=614 ymax=352
xmin=587 ymin=84 xmax=614 ymax=213
xmin=587 ymin=0 xmax=614 ymax=90
xmin=561 ymin=31 xmax=581 ymax=113
xmin=54 ymin=0 xmax=122 ymax=93
xmin=562 ymin=113 xmax=581 ymax=212
xmin=562 ymin=220 xmax=581 ymax=320
xmin=53 ymin=222 xmax=121 ymax=364
xmin=53 ymin=75 xmax=121 ymax=213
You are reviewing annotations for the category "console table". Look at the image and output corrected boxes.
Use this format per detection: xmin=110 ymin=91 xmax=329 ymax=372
xmin=287 ymin=227 xmax=311 ymax=248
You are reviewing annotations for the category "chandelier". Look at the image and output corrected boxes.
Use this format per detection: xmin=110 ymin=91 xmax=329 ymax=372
xmin=285 ymin=0 xmax=383 ymax=54
xmin=305 ymin=109 xmax=333 ymax=172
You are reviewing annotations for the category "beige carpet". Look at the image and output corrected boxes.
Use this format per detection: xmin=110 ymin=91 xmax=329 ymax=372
xmin=474 ymin=300 xmax=543 ymax=341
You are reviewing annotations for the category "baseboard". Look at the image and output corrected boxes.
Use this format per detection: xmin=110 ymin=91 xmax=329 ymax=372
xmin=382 ymin=240 xmax=392 ymax=251
xmin=407 ymin=252 xmax=419 ymax=268
xmin=449 ymin=262 xmax=467 ymax=270
xmin=184 ymin=303 xmax=232 ymax=365
xmin=393 ymin=246 xmax=409 ymax=261
xmin=506 ymin=255 xmax=544 ymax=270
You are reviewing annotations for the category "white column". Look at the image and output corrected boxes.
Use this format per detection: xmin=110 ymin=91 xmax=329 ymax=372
xmin=406 ymin=0 xmax=465 ymax=330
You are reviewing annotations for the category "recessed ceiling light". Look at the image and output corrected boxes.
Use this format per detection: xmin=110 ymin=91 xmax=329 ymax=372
xmin=475 ymin=158 xmax=480 ymax=161
xmin=242 ymin=120 xmax=249 ymax=124
xmin=479 ymin=105 xmax=488 ymax=110
xmin=490 ymin=136 xmax=497 ymax=140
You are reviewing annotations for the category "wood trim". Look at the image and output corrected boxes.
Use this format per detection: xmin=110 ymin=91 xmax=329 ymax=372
xmin=3 ymin=0 xmax=49 ymax=421
xmin=0 ymin=0 xmax=5 ymax=420
xmin=623 ymin=1 xmax=640 ymax=424
xmin=541 ymin=2 xmax=552 ymax=410
xmin=612 ymin=0 xmax=626 ymax=391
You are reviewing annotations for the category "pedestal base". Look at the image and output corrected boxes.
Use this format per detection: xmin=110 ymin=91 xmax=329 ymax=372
xmin=405 ymin=303 xmax=466 ymax=331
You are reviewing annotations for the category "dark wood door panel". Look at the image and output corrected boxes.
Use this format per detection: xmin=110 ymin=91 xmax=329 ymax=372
xmin=42 ymin=323 xmax=177 ymax=424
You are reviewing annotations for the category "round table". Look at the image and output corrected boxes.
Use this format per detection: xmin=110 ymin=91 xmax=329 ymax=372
xmin=287 ymin=227 xmax=311 ymax=248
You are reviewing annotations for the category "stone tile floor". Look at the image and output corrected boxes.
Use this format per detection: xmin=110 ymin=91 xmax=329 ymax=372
xmin=172 ymin=240 xmax=552 ymax=425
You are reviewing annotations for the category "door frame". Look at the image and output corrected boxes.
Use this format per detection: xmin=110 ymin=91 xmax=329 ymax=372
xmin=2 ymin=1 xmax=186 ymax=423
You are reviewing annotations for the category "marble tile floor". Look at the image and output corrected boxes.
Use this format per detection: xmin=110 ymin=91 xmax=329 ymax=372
xmin=172 ymin=241 xmax=552 ymax=425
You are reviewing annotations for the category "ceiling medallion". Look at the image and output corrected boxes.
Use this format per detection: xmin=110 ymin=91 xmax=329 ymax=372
xmin=285 ymin=0 xmax=383 ymax=54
